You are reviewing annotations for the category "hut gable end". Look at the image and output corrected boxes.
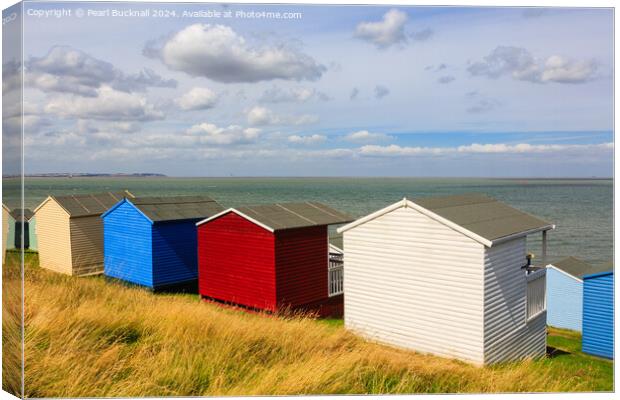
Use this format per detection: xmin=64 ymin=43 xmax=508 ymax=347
xmin=342 ymin=204 xmax=486 ymax=365
xmin=103 ymin=200 xmax=154 ymax=288
xmin=34 ymin=197 xmax=73 ymax=274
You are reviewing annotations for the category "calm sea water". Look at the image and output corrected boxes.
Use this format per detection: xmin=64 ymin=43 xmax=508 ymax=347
xmin=5 ymin=177 xmax=613 ymax=265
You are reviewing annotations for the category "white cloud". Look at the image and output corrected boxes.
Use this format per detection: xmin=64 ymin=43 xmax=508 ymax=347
xmin=259 ymin=86 xmax=330 ymax=103
xmin=44 ymin=86 xmax=165 ymax=121
xmin=468 ymin=46 xmax=597 ymax=84
xmin=176 ymin=87 xmax=218 ymax=111
xmin=355 ymin=9 xmax=408 ymax=49
xmin=288 ymin=134 xmax=327 ymax=145
xmin=345 ymin=130 xmax=393 ymax=143
xmin=146 ymin=24 xmax=325 ymax=83
xmin=186 ymin=123 xmax=261 ymax=145
xmin=27 ymin=46 xmax=176 ymax=96
xmin=359 ymin=142 xmax=613 ymax=157
xmin=246 ymin=106 xmax=318 ymax=126
xmin=541 ymin=55 xmax=598 ymax=83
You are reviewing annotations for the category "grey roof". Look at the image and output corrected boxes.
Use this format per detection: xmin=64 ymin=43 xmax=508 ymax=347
xmin=233 ymin=202 xmax=354 ymax=231
xmin=413 ymin=193 xmax=553 ymax=242
xmin=552 ymin=256 xmax=613 ymax=278
xmin=329 ymin=235 xmax=344 ymax=250
xmin=9 ymin=208 xmax=34 ymax=222
xmin=131 ymin=196 xmax=224 ymax=222
xmin=53 ymin=191 xmax=132 ymax=218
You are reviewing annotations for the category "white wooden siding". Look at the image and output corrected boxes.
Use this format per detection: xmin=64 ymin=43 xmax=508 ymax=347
xmin=70 ymin=216 xmax=105 ymax=275
xmin=35 ymin=199 xmax=73 ymax=274
xmin=343 ymin=206 xmax=487 ymax=365
xmin=483 ymin=238 xmax=547 ymax=364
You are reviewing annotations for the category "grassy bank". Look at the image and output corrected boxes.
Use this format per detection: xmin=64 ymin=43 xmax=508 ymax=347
xmin=4 ymin=251 xmax=613 ymax=397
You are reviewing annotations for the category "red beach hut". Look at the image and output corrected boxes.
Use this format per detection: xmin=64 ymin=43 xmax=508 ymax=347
xmin=196 ymin=202 xmax=353 ymax=316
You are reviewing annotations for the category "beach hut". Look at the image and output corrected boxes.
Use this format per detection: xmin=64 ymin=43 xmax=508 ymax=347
xmin=196 ymin=202 xmax=353 ymax=315
xmin=102 ymin=196 xmax=223 ymax=290
xmin=34 ymin=191 xmax=133 ymax=276
xmin=337 ymin=194 xmax=554 ymax=365
xmin=7 ymin=208 xmax=37 ymax=251
xmin=582 ymin=268 xmax=614 ymax=359
xmin=2 ymin=204 xmax=9 ymax=265
xmin=546 ymin=257 xmax=609 ymax=332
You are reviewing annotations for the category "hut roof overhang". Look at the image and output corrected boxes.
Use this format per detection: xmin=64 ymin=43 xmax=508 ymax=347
xmin=337 ymin=193 xmax=555 ymax=248
xmin=102 ymin=196 xmax=224 ymax=223
xmin=547 ymin=256 xmax=613 ymax=281
xmin=34 ymin=191 xmax=134 ymax=218
xmin=196 ymin=201 xmax=354 ymax=232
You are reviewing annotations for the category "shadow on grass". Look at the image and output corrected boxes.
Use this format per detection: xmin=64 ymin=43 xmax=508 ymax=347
xmin=546 ymin=346 xmax=571 ymax=358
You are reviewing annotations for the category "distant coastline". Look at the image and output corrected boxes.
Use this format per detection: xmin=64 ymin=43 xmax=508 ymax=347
xmin=4 ymin=173 xmax=167 ymax=178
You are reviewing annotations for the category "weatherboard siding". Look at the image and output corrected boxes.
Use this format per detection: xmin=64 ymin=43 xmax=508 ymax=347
xmin=70 ymin=216 xmax=105 ymax=275
xmin=582 ymin=272 xmax=614 ymax=359
xmin=152 ymin=221 xmax=199 ymax=287
xmin=103 ymin=201 xmax=154 ymax=288
xmin=546 ymin=267 xmax=582 ymax=331
xmin=275 ymin=225 xmax=328 ymax=307
xmin=198 ymin=212 xmax=277 ymax=311
xmin=343 ymin=206 xmax=486 ymax=365
xmin=35 ymin=199 xmax=73 ymax=275
xmin=483 ymin=238 xmax=547 ymax=363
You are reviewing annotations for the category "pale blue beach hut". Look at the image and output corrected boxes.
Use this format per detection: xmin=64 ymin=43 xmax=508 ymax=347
xmin=546 ymin=257 xmax=610 ymax=332
xmin=6 ymin=208 xmax=37 ymax=251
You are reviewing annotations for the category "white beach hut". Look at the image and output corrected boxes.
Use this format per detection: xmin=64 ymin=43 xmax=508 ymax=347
xmin=337 ymin=193 xmax=554 ymax=365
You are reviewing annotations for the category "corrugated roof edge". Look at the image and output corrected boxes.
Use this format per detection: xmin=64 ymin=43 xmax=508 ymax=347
xmin=545 ymin=264 xmax=584 ymax=283
xmin=196 ymin=203 xmax=353 ymax=231
xmin=338 ymin=197 xmax=554 ymax=247
xmin=34 ymin=190 xmax=134 ymax=218
xmin=196 ymin=208 xmax=276 ymax=232
xmin=583 ymin=270 xmax=614 ymax=279
xmin=101 ymin=197 xmax=154 ymax=224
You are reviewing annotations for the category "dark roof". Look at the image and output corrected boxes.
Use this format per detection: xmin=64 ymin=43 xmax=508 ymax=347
xmin=52 ymin=191 xmax=132 ymax=218
xmin=552 ymin=256 xmax=613 ymax=278
xmin=413 ymin=193 xmax=553 ymax=242
xmin=9 ymin=208 xmax=34 ymax=221
xmin=230 ymin=202 xmax=354 ymax=231
xmin=130 ymin=196 xmax=224 ymax=222
xmin=329 ymin=235 xmax=344 ymax=250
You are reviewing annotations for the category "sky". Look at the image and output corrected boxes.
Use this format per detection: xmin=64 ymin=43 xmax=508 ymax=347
xmin=3 ymin=3 xmax=614 ymax=177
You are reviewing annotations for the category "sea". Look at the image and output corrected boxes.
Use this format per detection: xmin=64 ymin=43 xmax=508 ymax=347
xmin=5 ymin=177 xmax=613 ymax=266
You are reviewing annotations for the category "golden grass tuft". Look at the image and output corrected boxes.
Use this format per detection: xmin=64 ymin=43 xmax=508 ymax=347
xmin=1 ymin=252 xmax=612 ymax=397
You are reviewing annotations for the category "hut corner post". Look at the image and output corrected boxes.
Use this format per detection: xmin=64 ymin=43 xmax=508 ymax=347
xmin=542 ymin=230 xmax=547 ymax=266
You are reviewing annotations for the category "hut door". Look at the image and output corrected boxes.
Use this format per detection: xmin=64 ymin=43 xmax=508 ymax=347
xmin=14 ymin=221 xmax=30 ymax=249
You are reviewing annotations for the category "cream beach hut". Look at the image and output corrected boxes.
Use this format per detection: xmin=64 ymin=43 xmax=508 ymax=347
xmin=2 ymin=204 xmax=9 ymax=265
xmin=34 ymin=191 xmax=133 ymax=276
xmin=337 ymin=193 xmax=554 ymax=365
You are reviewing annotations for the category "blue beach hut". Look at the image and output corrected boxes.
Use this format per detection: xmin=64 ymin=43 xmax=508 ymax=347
xmin=582 ymin=268 xmax=614 ymax=359
xmin=102 ymin=196 xmax=223 ymax=290
xmin=546 ymin=257 xmax=609 ymax=332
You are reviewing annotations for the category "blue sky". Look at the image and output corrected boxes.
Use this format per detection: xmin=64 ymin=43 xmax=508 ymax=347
xmin=6 ymin=3 xmax=614 ymax=176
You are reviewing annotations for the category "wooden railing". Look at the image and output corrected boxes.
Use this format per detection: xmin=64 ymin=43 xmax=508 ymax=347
xmin=526 ymin=268 xmax=546 ymax=320
xmin=328 ymin=253 xmax=343 ymax=297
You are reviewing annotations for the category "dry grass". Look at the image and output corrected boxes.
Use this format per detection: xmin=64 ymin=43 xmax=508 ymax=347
xmin=2 ymin=252 xmax=612 ymax=397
